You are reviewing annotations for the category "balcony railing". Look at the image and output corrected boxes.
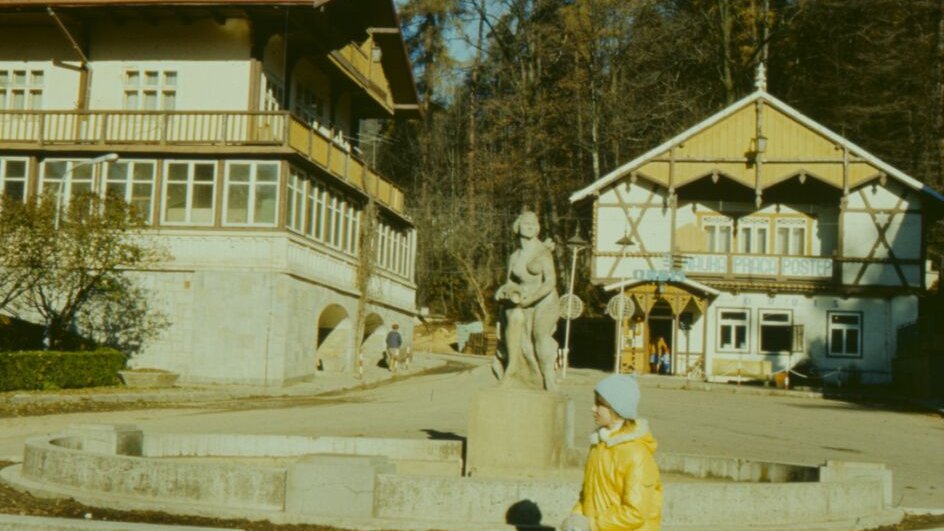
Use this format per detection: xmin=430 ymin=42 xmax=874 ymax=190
xmin=0 ymin=110 xmax=405 ymax=214
xmin=681 ymin=252 xmax=834 ymax=279
xmin=330 ymin=42 xmax=393 ymax=110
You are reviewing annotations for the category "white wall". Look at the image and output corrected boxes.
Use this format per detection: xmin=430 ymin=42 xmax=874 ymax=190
xmin=88 ymin=19 xmax=252 ymax=111
xmin=703 ymin=293 xmax=916 ymax=385
xmin=0 ymin=27 xmax=84 ymax=109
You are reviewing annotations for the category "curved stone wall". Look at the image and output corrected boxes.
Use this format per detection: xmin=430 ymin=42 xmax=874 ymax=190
xmin=0 ymin=425 xmax=899 ymax=531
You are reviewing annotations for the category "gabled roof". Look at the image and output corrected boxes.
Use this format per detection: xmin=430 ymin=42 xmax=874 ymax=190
xmin=603 ymin=277 xmax=721 ymax=297
xmin=570 ymin=90 xmax=944 ymax=204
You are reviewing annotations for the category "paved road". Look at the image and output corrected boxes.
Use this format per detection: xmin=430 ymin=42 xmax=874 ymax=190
xmin=1 ymin=356 xmax=941 ymax=509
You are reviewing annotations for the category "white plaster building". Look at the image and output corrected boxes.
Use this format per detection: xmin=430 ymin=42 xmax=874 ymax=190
xmin=0 ymin=0 xmax=420 ymax=384
xmin=570 ymin=85 xmax=944 ymax=385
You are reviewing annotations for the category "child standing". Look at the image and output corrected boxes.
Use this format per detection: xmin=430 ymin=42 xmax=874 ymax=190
xmin=562 ymin=374 xmax=663 ymax=531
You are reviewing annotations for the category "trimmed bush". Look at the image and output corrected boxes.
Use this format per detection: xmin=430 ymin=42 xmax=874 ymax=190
xmin=0 ymin=349 xmax=127 ymax=392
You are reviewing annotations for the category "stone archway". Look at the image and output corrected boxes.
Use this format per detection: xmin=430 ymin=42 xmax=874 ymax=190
xmin=359 ymin=313 xmax=386 ymax=367
xmin=316 ymin=304 xmax=352 ymax=372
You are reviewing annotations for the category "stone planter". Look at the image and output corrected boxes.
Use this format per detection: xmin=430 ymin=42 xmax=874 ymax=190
xmin=118 ymin=370 xmax=179 ymax=389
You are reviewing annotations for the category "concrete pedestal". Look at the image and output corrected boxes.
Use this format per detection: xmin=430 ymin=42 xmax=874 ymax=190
xmin=466 ymin=387 xmax=574 ymax=477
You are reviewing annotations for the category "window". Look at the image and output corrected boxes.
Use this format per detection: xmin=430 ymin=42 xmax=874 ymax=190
xmin=104 ymin=161 xmax=156 ymax=222
xmin=703 ymin=216 xmax=732 ymax=253
xmin=0 ymin=69 xmax=43 ymax=110
xmin=123 ymin=70 xmax=177 ymax=111
xmin=40 ymin=160 xmax=95 ymax=205
xmin=292 ymin=83 xmax=324 ymax=128
xmin=775 ymin=218 xmax=807 ymax=256
xmin=759 ymin=311 xmax=792 ymax=353
xmin=0 ymin=158 xmax=27 ymax=202
xmin=828 ymin=312 xmax=862 ymax=357
xmin=163 ymin=161 xmax=216 ymax=224
xmin=223 ymin=162 xmax=279 ymax=226
xmin=287 ymin=169 xmax=307 ymax=233
xmin=261 ymin=72 xmax=284 ymax=111
xmin=718 ymin=309 xmax=749 ymax=352
xmin=738 ymin=218 xmax=769 ymax=254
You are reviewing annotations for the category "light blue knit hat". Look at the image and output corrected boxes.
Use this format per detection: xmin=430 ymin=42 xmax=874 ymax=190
xmin=595 ymin=374 xmax=640 ymax=420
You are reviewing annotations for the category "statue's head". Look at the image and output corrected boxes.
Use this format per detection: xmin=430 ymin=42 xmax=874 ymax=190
xmin=512 ymin=210 xmax=540 ymax=238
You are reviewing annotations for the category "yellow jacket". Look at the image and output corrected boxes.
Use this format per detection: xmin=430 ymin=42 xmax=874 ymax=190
xmin=573 ymin=419 xmax=663 ymax=531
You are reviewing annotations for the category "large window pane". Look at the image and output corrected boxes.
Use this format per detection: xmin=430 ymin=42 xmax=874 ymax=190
xmin=255 ymin=184 xmax=277 ymax=224
xmin=226 ymin=185 xmax=249 ymax=223
xmin=165 ymin=183 xmax=187 ymax=222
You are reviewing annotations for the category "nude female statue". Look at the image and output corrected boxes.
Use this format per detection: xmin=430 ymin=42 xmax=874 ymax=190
xmin=495 ymin=210 xmax=560 ymax=391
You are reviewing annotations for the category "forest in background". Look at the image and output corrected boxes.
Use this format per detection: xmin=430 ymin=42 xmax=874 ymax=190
xmin=375 ymin=0 xmax=944 ymax=326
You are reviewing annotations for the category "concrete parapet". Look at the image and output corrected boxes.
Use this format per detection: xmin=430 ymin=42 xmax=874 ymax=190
xmin=143 ymin=433 xmax=461 ymax=463
xmin=820 ymin=460 xmax=893 ymax=507
xmin=70 ymin=424 xmax=143 ymax=456
xmin=0 ymin=426 xmax=901 ymax=531
xmin=22 ymin=435 xmax=285 ymax=511
xmin=285 ymin=454 xmax=395 ymax=518
xmin=0 ymin=514 xmax=241 ymax=530
xmin=466 ymin=387 xmax=574 ymax=476
xmin=656 ymin=453 xmax=818 ymax=483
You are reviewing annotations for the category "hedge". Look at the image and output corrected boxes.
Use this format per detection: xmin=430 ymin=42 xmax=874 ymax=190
xmin=0 ymin=349 xmax=127 ymax=392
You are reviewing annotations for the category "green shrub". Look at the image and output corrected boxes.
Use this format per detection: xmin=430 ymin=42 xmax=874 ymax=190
xmin=0 ymin=349 xmax=127 ymax=392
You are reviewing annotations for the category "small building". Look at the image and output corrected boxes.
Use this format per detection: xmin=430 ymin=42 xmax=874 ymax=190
xmin=570 ymin=79 xmax=944 ymax=385
xmin=0 ymin=0 xmax=420 ymax=384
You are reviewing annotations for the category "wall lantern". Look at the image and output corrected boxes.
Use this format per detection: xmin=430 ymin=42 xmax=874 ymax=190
xmin=755 ymin=134 xmax=768 ymax=154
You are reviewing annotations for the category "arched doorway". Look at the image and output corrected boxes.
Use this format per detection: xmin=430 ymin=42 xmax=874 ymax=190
xmin=359 ymin=313 xmax=386 ymax=367
xmin=316 ymin=304 xmax=351 ymax=372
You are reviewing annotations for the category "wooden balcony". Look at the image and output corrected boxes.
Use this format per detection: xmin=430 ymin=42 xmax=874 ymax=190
xmin=681 ymin=252 xmax=834 ymax=280
xmin=329 ymin=41 xmax=393 ymax=112
xmin=0 ymin=110 xmax=405 ymax=214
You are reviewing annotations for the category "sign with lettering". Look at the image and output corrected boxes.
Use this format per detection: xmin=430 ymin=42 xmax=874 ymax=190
xmin=682 ymin=254 xmax=727 ymax=274
xmin=633 ymin=269 xmax=687 ymax=282
xmin=781 ymin=257 xmax=832 ymax=278
xmin=680 ymin=254 xmax=833 ymax=278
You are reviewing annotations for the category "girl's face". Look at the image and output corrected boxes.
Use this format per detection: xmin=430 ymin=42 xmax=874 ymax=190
xmin=592 ymin=393 xmax=621 ymax=429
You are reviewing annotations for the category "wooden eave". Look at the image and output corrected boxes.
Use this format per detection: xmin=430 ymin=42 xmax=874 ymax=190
xmin=570 ymin=90 xmax=944 ymax=205
xmin=0 ymin=0 xmax=421 ymax=118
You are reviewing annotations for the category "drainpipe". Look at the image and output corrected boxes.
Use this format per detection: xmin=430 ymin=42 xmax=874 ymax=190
xmin=48 ymin=8 xmax=91 ymax=109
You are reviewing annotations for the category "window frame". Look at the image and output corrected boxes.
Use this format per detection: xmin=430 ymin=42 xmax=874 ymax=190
xmin=123 ymin=69 xmax=178 ymax=111
xmin=775 ymin=217 xmax=808 ymax=256
xmin=0 ymin=68 xmax=44 ymax=110
xmin=0 ymin=157 xmax=29 ymax=203
xmin=161 ymin=160 xmax=217 ymax=226
xmin=102 ymin=159 xmax=156 ymax=223
xmin=827 ymin=311 xmax=863 ymax=358
xmin=738 ymin=218 xmax=770 ymax=255
xmin=717 ymin=307 xmax=750 ymax=353
xmin=39 ymin=158 xmax=98 ymax=207
xmin=758 ymin=309 xmax=793 ymax=354
xmin=222 ymin=160 xmax=280 ymax=227
xmin=702 ymin=215 xmax=733 ymax=253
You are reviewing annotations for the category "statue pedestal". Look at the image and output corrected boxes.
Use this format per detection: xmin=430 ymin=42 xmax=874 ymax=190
xmin=466 ymin=387 xmax=574 ymax=476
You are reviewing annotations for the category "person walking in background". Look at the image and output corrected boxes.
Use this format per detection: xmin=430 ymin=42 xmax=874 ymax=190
xmin=562 ymin=374 xmax=663 ymax=531
xmin=385 ymin=323 xmax=403 ymax=372
xmin=649 ymin=336 xmax=670 ymax=374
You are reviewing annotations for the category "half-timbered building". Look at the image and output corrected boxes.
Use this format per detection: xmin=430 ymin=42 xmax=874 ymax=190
xmin=570 ymin=76 xmax=943 ymax=385
xmin=0 ymin=0 xmax=420 ymax=384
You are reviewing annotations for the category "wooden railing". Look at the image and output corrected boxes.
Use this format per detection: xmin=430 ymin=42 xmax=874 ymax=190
xmin=0 ymin=110 xmax=405 ymax=214
xmin=330 ymin=42 xmax=393 ymax=110
xmin=0 ymin=110 xmax=287 ymax=146
xmin=680 ymin=252 xmax=834 ymax=279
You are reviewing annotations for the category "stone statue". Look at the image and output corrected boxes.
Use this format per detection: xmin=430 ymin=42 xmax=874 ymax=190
xmin=495 ymin=210 xmax=560 ymax=391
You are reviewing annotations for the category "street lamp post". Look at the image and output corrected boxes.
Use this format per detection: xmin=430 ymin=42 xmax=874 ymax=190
xmin=44 ymin=153 xmax=119 ymax=350
xmin=561 ymin=223 xmax=587 ymax=379
xmin=614 ymin=231 xmax=635 ymax=373
xmin=53 ymin=153 xmax=119 ymax=231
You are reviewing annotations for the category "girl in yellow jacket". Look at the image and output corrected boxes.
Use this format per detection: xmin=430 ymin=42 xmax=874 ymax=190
xmin=562 ymin=374 xmax=664 ymax=531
